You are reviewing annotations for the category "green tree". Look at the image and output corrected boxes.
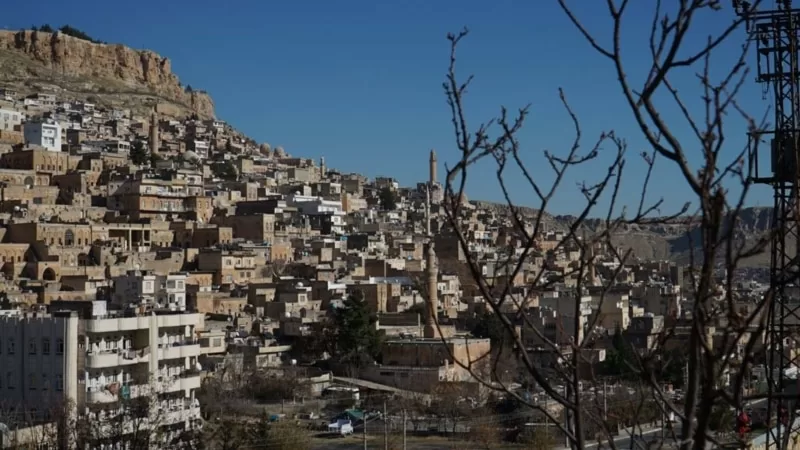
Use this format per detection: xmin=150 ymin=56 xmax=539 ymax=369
xmin=39 ymin=24 xmax=54 ymax=33
xmin=708 ymin=403 xmax=735 ymax=432
xmin=471 ymin=311 xmax=513 ymax=347
xmin=379 ymin=186 xmax=397 ymax=210
xmin=329 ymin=290 xmax=383 ymax=367
xmin=660 ymin=348 xmax=688 ymax=388
xmin=130 ymin=140 xmax=148 ymax=166
xmin=600 ymin=327 xmax=637 ymax=378
xmin=212 ymin=160 xmax=238 ymax=181
xmin=59 ymin=25 xmax=100 ymax=43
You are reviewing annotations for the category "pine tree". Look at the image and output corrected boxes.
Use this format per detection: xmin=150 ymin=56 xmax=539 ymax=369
xmin=330 ymin=290 xmax=383 ymax=367
xmin=379 ymin=186 xmax=397 ymax=210
xmin=130 ymin=140 xmax=148 ymax=166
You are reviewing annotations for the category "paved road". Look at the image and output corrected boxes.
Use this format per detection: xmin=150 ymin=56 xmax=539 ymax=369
xmin=313 ymin=441 xmax=454 ymax=450
xmin=586 ymin=428 xmax=678 ymax=449
xmin=555 ymin=424 xmax=683 ymax=450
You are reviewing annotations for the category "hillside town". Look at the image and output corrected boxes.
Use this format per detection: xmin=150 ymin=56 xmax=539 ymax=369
xmin=0 ymin=85 xmax=774 ymax=450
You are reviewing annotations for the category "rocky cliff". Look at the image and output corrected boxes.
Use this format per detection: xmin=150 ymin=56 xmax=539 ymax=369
xmin=471 ymin=200 xmax=774 ymax=267
xmin=0 ymin=30 xmax=214 ymax=119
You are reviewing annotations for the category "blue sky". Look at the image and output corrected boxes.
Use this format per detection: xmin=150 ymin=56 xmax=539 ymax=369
xmin=2 ymin=0 xmax=775 ymax=216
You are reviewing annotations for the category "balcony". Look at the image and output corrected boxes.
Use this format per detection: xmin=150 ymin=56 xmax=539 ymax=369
xmin=86 ymin=383 xmax=148 ymax=404
xmin=149 ymin=204 xmax=186 ymax=213
xmin=147 ymin=189 xmax=188 ymax=198
xmin=163 ymin=284 xmax=185 ymax=293
xmin=156 ymin=313 xmax=202 ymax=328
xmin=158 ymin=340 xmax=200 ymax=360
xmin=85 ymin=348 xmax=148 ymax=368
xmin=161 ymin=406 xmax=201 ymax=426
xmin=160 ymin=370 xmax=201 ymax=393
xmin=86 ymin=316 xmax=153 ymax=333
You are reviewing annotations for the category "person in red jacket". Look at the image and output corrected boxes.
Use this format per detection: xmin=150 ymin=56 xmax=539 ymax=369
xmin=737 ymin=411 xmax=752 ymax=439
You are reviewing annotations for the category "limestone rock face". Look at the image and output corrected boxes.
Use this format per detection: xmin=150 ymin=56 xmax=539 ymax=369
xmin=0 ymin=30 xmax=215 ymax=119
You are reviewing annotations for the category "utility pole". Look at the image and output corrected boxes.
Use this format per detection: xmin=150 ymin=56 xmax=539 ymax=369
xmin=603 ymin=380 xmax=608 ymax=421
xmin=383 ymin=401 xmax=388 ymax=450
xmin=363 ymin=413 xmax=368 ymax=450
xmin=661 ymin=387 xmax=665 ymax=442
xmin=402 ymin=409 xmax=407 ymax=450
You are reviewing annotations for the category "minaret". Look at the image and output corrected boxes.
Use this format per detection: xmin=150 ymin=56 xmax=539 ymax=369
xmin=585 ymin=231 xmax=598 ymax=286
xmin=149 ymin=107 xmax=160 ymax=154
xmin=320 ymin=156 xmax=326 ymax=178
xmin=425 ymin=186 xmax=431 ymax=236
xmin=423 ymin=184 xmax=441 ymax=339
xmin=429 ymin=149 xmax=437 ymax=185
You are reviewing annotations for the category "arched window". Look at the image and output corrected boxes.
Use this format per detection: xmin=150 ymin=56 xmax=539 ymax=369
xmin=65 ymin=229 xmax=74 ymax=247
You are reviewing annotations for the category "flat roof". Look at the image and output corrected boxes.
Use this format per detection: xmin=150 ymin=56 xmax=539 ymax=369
xmin=385 ymin=337 xmax=490 ymax=345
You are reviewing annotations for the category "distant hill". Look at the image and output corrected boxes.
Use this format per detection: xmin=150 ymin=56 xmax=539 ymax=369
xmin=0 ymin=29 xmax=214 ymax=119
xmin=471 ymin=200 xmax=774 ymax=268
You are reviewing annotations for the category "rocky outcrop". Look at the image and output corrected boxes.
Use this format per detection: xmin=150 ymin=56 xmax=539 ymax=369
xmin=0 ymin=30 xmax=214 ymax=118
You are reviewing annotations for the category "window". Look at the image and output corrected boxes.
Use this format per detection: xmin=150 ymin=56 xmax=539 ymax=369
xmin=28 ymin=373 xmax=36 ymax=390
xmin=7 ymin=338 xmax=14 ymax=355
xmin=55 ymin=374 xmax=63 ymax=391
xmin=41 ymin=374 xmax=49 ymax=390
xmin=28 ymin=338 xmax=36 ymax=355
xmin=56 ymin=339 xmax=64 ymax=355
xmin=42 ymin=338 xmax=50 ymax=355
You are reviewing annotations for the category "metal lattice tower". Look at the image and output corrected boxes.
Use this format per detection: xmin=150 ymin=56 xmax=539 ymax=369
xmin=738 ymin=0 xmax=800 ymax=448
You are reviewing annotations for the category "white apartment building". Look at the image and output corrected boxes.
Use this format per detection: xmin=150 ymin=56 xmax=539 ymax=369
xmin=0 ymin=108 xmax=22 ymax=131
xmin=23 ymin=118 xmax=62 ymax=152
xmin=191 ymin=140 xmax=209 ymax=159
xmin=0 ymin=303 xmax=203 ymax=446
xmin=112 ymin=271 xmax=188 ymax=311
